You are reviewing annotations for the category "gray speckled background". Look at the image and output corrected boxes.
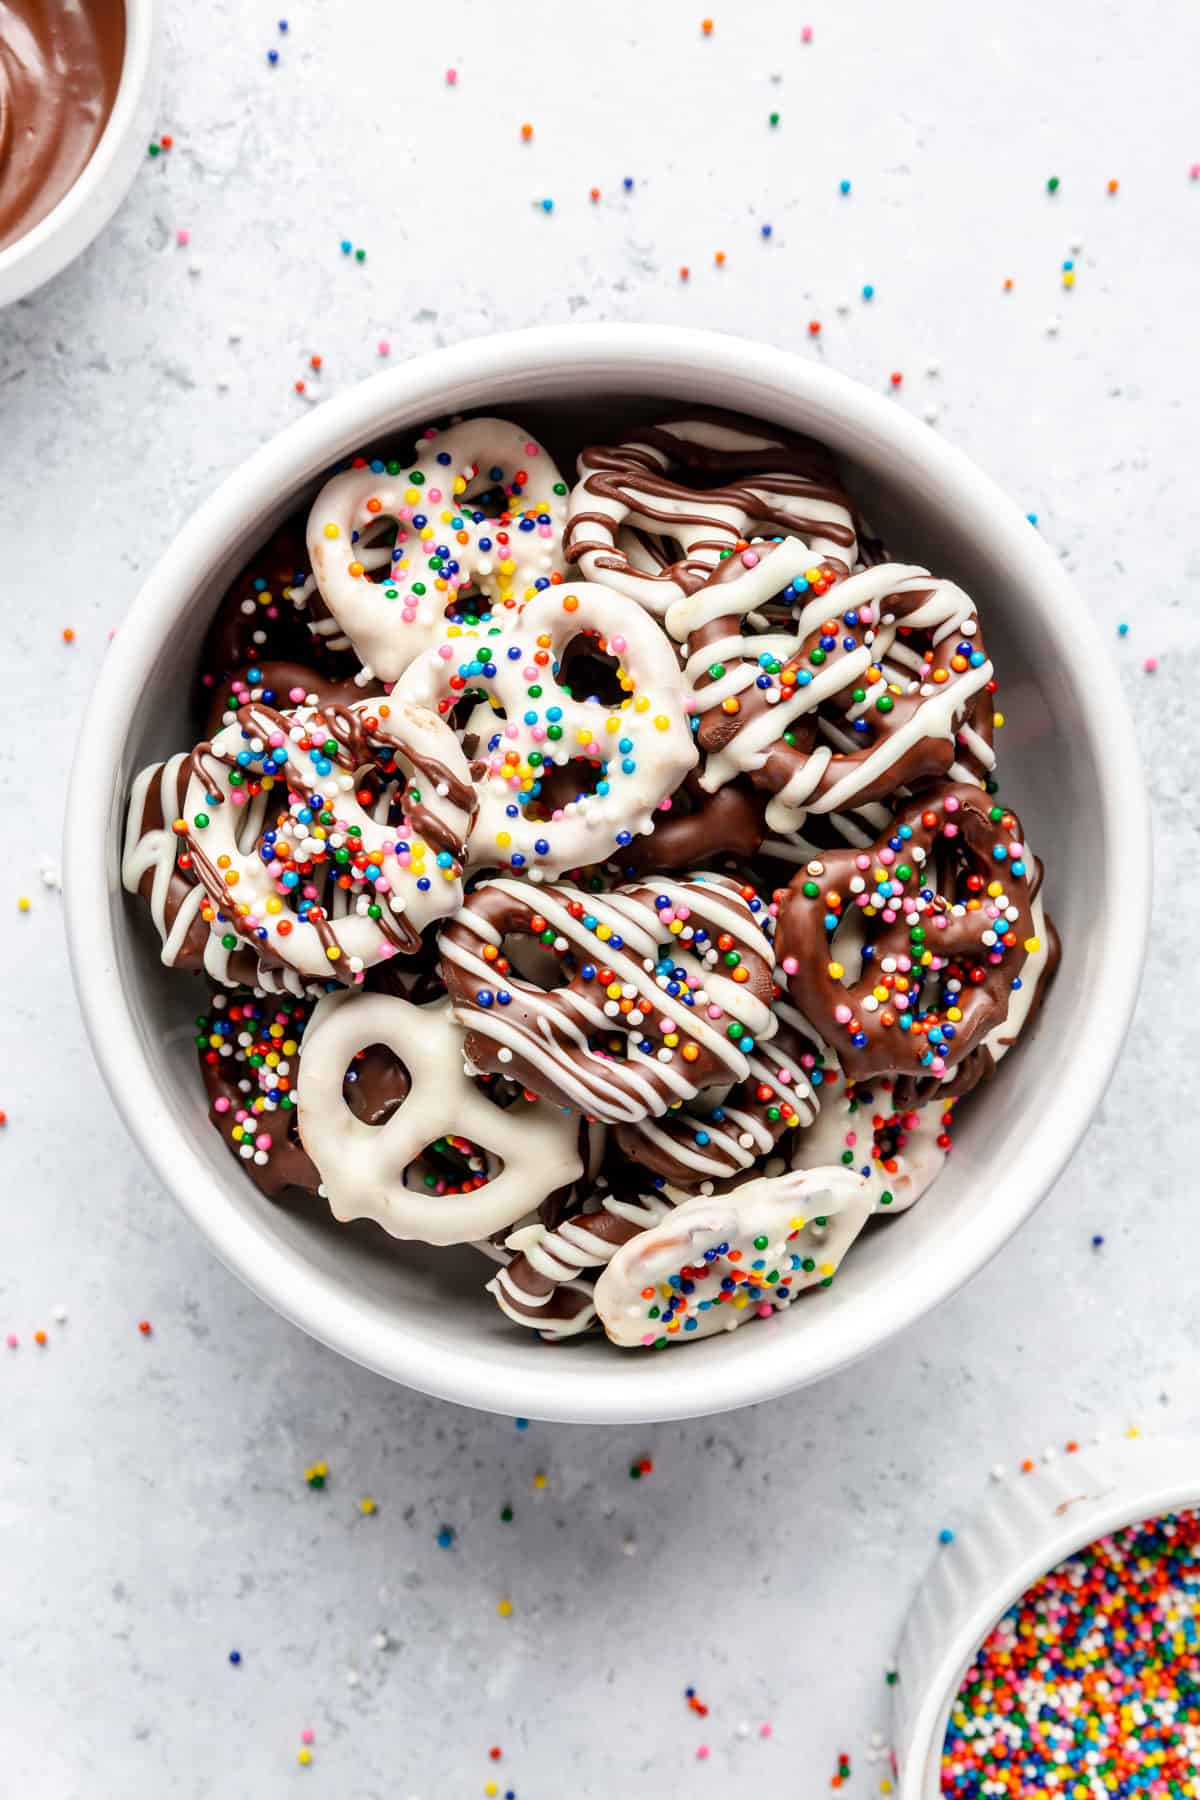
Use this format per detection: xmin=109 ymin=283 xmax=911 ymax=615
xmin=3 ymin=2 xmax=1199 ymax=1794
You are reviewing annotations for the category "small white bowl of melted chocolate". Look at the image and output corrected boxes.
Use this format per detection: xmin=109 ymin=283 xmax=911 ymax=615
xmin=0 ymin=0 xmax=161 ymax=305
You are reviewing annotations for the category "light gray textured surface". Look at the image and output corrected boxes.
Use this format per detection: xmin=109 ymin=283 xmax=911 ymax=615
xmin=2 ymin=2 xmax=1199 ymax=1794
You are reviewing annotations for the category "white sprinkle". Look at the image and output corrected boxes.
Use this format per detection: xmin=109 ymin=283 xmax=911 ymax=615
xmin=923 ymin=406 xmax=939 ymax=425
xmin=373 ymin=1630 xmax=389 ymax=1650
xmin=52 ymin=1305 xmax=68 ymax=1324
xmin=1046 ymin=316 xmax=1060 ymax=336
xmin=346 ymin=1669 xmax=360 ymax=1688
xmin=926 ymin=359 xmax=940 ymax=377
xmin=228 ymin=325 xmax=244 ymax=342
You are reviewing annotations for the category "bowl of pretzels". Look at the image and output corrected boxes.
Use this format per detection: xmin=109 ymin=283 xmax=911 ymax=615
xmin=66 ymin=324 xmax=1149 ymax=1422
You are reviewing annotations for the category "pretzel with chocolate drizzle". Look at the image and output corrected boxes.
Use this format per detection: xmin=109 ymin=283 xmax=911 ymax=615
xmin=127 ymin=697 xmax=477 ymax=988
xmin=564 ymin=417 xmax=859 ymax=615
xmin=439 ymin=873 xmax=777 ymax=1126
xmin=773 ymin=783 xmax=1040 ymax=1083
xmin=306 ymin=419 xmax=568 ymax=682
xmin=670 ymin=538 xmax=996 ymax=834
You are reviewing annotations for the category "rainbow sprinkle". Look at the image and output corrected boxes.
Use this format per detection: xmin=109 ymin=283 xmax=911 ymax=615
xmin=942 ymin=1509 xmax=1200 ymax=1795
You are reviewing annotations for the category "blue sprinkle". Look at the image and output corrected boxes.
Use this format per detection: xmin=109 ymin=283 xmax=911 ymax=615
xmin=839 ymin=178 xmax=852 ymax=195
xmin=623 ymin=176 xmax=634 ymax=191
xmin=939 ymin=1528 xmax=955 ymax=1545
xmin=436 ymin=1527 xmax=455 ymax=1549
xmin=228 ymin=1650 xmax=242 ymax=1666
xmin=267 ymin=48 xmax=279 ymax=64
xmin=760 ymin=223 xmax=773 ymax=238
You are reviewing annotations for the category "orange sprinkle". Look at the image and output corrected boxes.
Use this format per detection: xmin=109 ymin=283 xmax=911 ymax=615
xmin=520 ymin=122 xmax=533 ymax=141
xmin=701 ymin=17 xmax=713 ymax=33
xmin=1107 ymin=178 xmax=1119 ymax=194
xmin=561 ymin=595 xmax=579 ymax=613
xmin=714 ymin=250 xmax=726 ymax=267
xmin=62 ymin=627 xmax=75 ymax=643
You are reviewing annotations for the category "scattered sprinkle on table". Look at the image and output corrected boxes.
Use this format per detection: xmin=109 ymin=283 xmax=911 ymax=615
xmin=228 ymin=1650 xmax=241 ymax=1666
xmin=701 ymin=17 xmax=713 ymax=34
xmin=496 ymin=1598 xmax=513 ymax=1618
xmin=137 ymin=1319 xmax=152 ymax=1335
xmin=938 ymin=1527 xmax=955 ymax=1544
xmin=305 ymin=1461 xmax=328 ymax=1489
xmin=436 ymin=1525 xmax=455 ymax=1548
xmin=629 ymin=1456 xmax=654 ymax=1480
xmin=17 ymin=896 xmax=30 ymax=913
xmin=1046 ymin=174 xmax=1060 ymax=193
xmin=942 ymin=1509 xmax=1200 ymax=1796
xmin=840 ymin=178 xmax=852 ymax=194
xmin=520 ymin=122 xmax=533 ymax=141
xmin=359 ymin=1496 xmax=376 ymax=1515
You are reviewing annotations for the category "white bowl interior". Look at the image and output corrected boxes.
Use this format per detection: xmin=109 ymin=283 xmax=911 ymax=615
xmin=70 ymin=328 xmax=1147 ymax=1422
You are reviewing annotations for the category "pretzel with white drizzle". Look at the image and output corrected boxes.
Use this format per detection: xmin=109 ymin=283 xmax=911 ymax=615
xmin=773 ymin=782 xmax=1039 ymax=1082
xmin=397 ymin=581 xmax=697 ymax=878
xmin=612 ymin=1006 xmax=820 ymax=1186
xmin=296 ymin=992 xmax=584 ymax=1244
xmin=159 ymin=697 xmax=476 ymax=985
xmin=592 ymin=1165 xmax=871 ymax=1348
xmin=306 ymin=419 xmax=568 ymax=682
xmin=439 ymin=873 xmax=777 ymax=1125
xmin=487 ymin=1190 xmax=676 ymax=1339
xmin=564 ymin=417 xmax=859 ymax=615
xmin=670 ymin=539 xmax=996 ymax=833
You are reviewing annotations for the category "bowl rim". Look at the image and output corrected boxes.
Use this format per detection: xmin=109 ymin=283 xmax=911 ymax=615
xmin=0 ymin=0 xmax=162 ymax=303
xmin=64 ymin=323 xmax=1152 ymax=1423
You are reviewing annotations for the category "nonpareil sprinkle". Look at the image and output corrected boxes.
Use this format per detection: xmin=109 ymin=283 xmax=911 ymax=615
xmin=942 ymin=1509 xmax=1200 ymax=1796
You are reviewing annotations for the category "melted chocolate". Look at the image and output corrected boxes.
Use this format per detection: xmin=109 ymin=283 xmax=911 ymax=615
xmin=0 ymin=0 xmax=125 ymax=254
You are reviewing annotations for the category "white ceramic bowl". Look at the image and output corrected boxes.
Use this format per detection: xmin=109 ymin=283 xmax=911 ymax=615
xmin=64 ymin=324 xmax=1150 ymax=1424
xmin=894 ymin=1434 xmax=1200 ymax=1796
xmin=0 ymin=0 xmax=162 ymax=308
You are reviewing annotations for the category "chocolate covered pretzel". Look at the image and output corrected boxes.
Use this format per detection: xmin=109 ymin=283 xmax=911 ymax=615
xmin=773 ymin=783 xmax=1040 ymax=1082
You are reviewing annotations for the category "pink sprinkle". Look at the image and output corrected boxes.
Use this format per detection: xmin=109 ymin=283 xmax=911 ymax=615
xmin=944 ymin=794 xmax=960 ymax=812
xmin=741 ymin=549 xmax=759 ymax=567
xmin=760 ymin=1722 xmax=773 ymax=1739
xmin=213 ymin=1096 xmax=231 ymax=1114
xmin=288 ymin=686 xmax=307 ymax=703
xmin=610 ymin=634 xmax=627 ymax=653
xmin=855 ymin=853 xmax=871 ymax=870
xmin=1191 ymin=163 xmax=1200 ymax=180
xmin=176 ymin=228 xmax=190 ymax=246
xmin=5 ymin=1333 xmax=17 ymax=1349
xmin=834 ymin=1004 xmax=852 ymax=1024
xmin=445 ymin=67 xmax=458 ymax=85
xmin=300 ymin=1729 xmax=315 ymax=1746
xmin=801 ymin=24 xmax=813 ymax=41
xmin=696 ymin=1745 xmax=710 ymax=1761
xmin=781 ymin=955 xmax=798 ymax=975
xmin=943 ymin=822 xmax=959 ymax=839
xmin=377 ymin=339 xmax=391 ymax=357
xmin=1143 ymin=656 xmax=1158 ymax=673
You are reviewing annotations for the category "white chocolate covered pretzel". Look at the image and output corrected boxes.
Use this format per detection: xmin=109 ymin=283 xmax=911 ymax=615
xmin=296 ymin=992 xmax=584 ymax=1244
xmin=593 ymin=1164 xmax=870 ymax=1347
xmin=306 ymin=419 xmax=568 ymax=682
xmin=398 ymin=581 xmax=697 ymax=878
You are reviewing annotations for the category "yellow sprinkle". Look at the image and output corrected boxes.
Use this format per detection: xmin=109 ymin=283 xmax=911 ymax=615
xmin=322 ymin=522 xmax=339 ymax=539
xmin=605 ymin=716 xmax=621 ymax=733
xmin=732 ymin=1294 xmax=748 ymax=1309
xmin=326 ymin=946 xmax=342 ymax=961
xmin=633 ymin=695 xmax=650 ymax=712
xmin=1126 ymin=1424 xmax=1140 ymax=1438
xmin=533 ymin=1471 xmax=547 ymax=1490
xmin=828 ymin=960 xmax=844 ymax=980
xmin=595 ymin=923 xmax=611 ymax=941
xmin=1062 ymin=269 xmax=1075 ymax=288
xmin=993 ymin=710 xmax=1006 ymax=728
xmin=359 ymin=1496 xmax=376 ymax=1515
xmin=605 ymin=982 xmax=622 ymax=999
xmin=653 ymin=714 xmax=670 ymax=731
xmin=496 ymin=1598 xmax=513 ymax=1618
xmin=1024 ymin=936 xmax=1041 ymax=954
xmin=297 ymin=1748 xmax=313 ymax=1766
xmin=789 ymin=1216 xmax=806 ymax=1230
xmin=485 ymin=1786 xmax=499 ymax=1798
xmin=668 ymin=918 xmax=684 ymax=935
xmin=576 ymin=728 xmax=593 ymax=745
xmin=453 ymin=475 xmax=467 ymax=495
xmin=819 ymin=1262 xmax=835 ymax=1277
xmin=17 ymin=896 xmax=30 ymax=913
xmin=405 ymin=487 xmax=420 ymax=505
xmin=663 ymin=1033 xmax=679 ymax=1048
